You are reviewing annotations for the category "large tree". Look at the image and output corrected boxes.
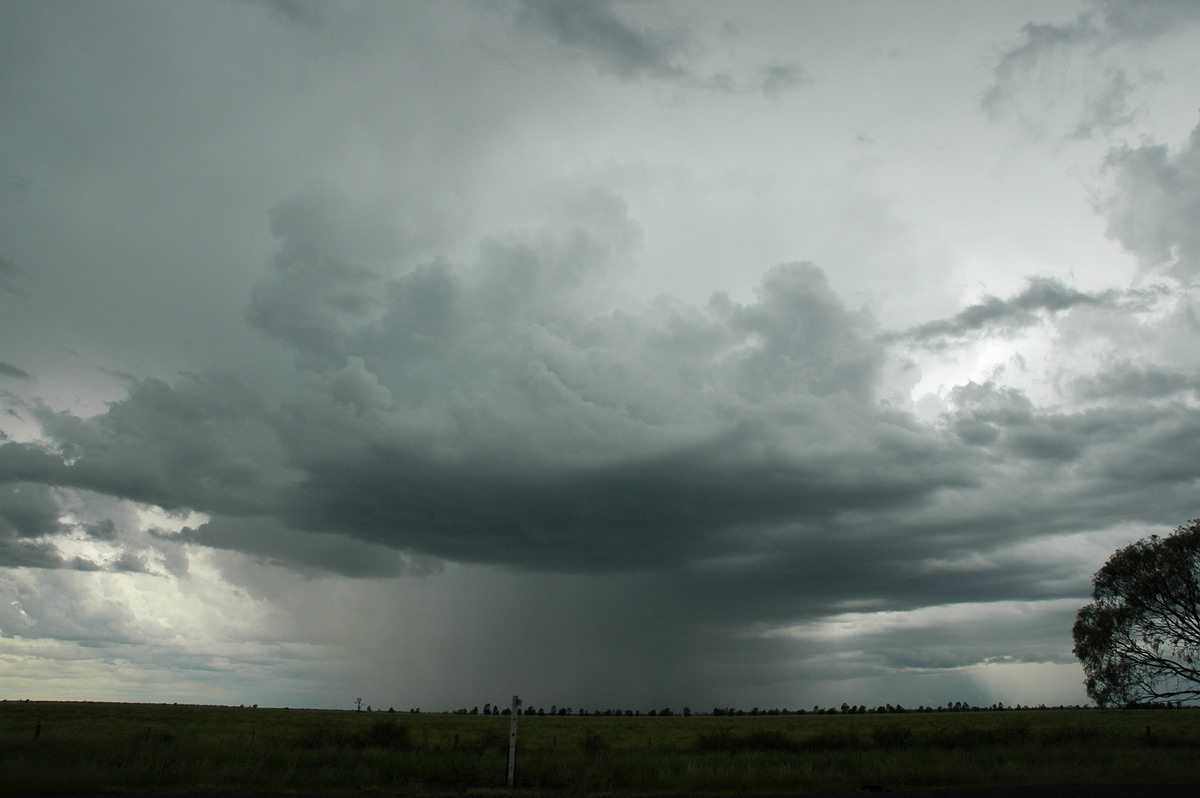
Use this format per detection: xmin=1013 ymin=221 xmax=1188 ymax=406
xmin=1073 ymin=520 xmax=1200 ymax=707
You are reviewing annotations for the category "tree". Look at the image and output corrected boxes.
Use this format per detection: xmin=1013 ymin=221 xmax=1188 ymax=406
xmin=1072 ymin=519 xmax=1200 ymax=706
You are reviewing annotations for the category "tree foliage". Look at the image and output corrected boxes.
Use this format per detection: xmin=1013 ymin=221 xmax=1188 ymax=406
xmin=1073 ymin=519 xmax=1200 ymax=706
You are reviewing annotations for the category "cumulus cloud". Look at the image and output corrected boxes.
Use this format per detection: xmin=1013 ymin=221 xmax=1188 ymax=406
xmin=1102 ymin=120 xmax=1200 ymax=280
xmin=0 ymin=483 xmax=63 ymax=539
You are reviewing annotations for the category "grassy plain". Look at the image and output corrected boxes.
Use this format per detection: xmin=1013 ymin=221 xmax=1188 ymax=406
xmin=2 ymin=700 xmax=1200 ymax=795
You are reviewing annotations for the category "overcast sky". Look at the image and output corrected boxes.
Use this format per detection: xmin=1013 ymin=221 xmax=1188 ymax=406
xmin=3 ymin=0 xmax=1200 ymax=712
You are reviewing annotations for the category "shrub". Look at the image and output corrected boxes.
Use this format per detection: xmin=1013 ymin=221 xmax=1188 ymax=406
xmin=870 ymin=725 xmax=913 ymax=749
xmin=362 ymin=719 xmax=411 ymax=750
xmin=693 ymin=729 xmax=800 ymax=753
xmin=579 ymin=729 xmax=609 ymax=754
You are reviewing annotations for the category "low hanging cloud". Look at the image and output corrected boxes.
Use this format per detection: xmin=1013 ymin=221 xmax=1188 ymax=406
xmin=891 ymin=276 xmax=1140 ymax=348
xmin=1070 ymin=361 xmax=1199 ymax=402
xmin=170 ymin=516 xmax=416 ymax=578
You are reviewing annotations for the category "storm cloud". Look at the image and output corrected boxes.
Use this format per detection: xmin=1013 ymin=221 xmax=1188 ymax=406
xmin=516 ymin=0 xmax=811 ymax=98
xmin=2 ymin=0 xmax=1199 ymax=712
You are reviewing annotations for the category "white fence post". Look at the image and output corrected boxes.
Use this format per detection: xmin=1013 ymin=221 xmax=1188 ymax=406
xmin=507 ymin=694 xmax=521 ymax=787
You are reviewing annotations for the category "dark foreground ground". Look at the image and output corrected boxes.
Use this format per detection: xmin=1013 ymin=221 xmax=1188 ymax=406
xmin=16 ymin=788 xmax=1200 ymax=798
xmin=809 ymin=787 xmax=1199 ymax=797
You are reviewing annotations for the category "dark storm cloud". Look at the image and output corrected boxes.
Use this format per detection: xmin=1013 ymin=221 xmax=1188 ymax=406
xmin=5 ymin=185 xmax=1199 ymax=624
xmin=83 ymin=518 xmax=119 ymax=541
xmin=0 ymin=537 xmax=67 ymax=569
xmin=516 ymin=0 xmax=810 ymax=98
xmin=0 ymin=482 xmax=64 ymax=540
xmin=518 ymin=0 xmax=687 ymax=82
xmin=1102 ymin=120 xmax=1200 ymax=279
xmin=0 ymin=373 xmax=292 ymax=516
xmin=275 ymin=411 xmax=973 ymax=573
xmin=237 ymin=187 xmax=939 ymax=573
xmin=8 ymin=180 xmax=1200 ymax=595
xmin=894 ymin=276 xmax=1117 ymax=347
xmin=1071 ymin=361 xmax=1198 ymax=401
xmin=5 ymin=168 xmax=1200 ymax=696
xmin=0 ymin=362 xmax=32 ymax=381
xmin=4 ymin=0 xmax=1198 ymax=711
xmin=0 ymin=482 xmax=100 ymax=570
xmin=0 ymin=186 xmax=967 ymax=582
xmin=172 ymin=516 xmax=413 ymax=578
xmin=0 ymin=481 xmax=170 ymax=573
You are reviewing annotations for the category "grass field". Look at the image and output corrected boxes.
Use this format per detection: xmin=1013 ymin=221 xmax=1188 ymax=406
xmin=3 ymin=700 xmax=1200 ymax=795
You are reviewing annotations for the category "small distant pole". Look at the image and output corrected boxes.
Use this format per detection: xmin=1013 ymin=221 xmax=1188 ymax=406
xmin=507 ymin=695 xmax=521 ymax=787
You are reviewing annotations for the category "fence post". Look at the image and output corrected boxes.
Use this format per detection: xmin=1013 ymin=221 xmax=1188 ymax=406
xmin=507 ymin=695 xmax=521 ymax=787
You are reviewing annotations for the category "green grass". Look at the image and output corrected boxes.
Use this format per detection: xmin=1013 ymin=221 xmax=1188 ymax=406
xmin=2 ymin=701 xmax=1200 ymax=795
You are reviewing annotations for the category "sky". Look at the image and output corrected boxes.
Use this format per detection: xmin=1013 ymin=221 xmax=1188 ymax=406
xmin=2 ymin=0 xmax=1200 ymax=713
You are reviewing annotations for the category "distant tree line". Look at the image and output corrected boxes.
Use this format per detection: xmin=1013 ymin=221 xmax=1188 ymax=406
xmin=708 ymin=702 xmax=1092 ymax=715
xmin=377 ymin=700 xmax=1127 ymax=716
